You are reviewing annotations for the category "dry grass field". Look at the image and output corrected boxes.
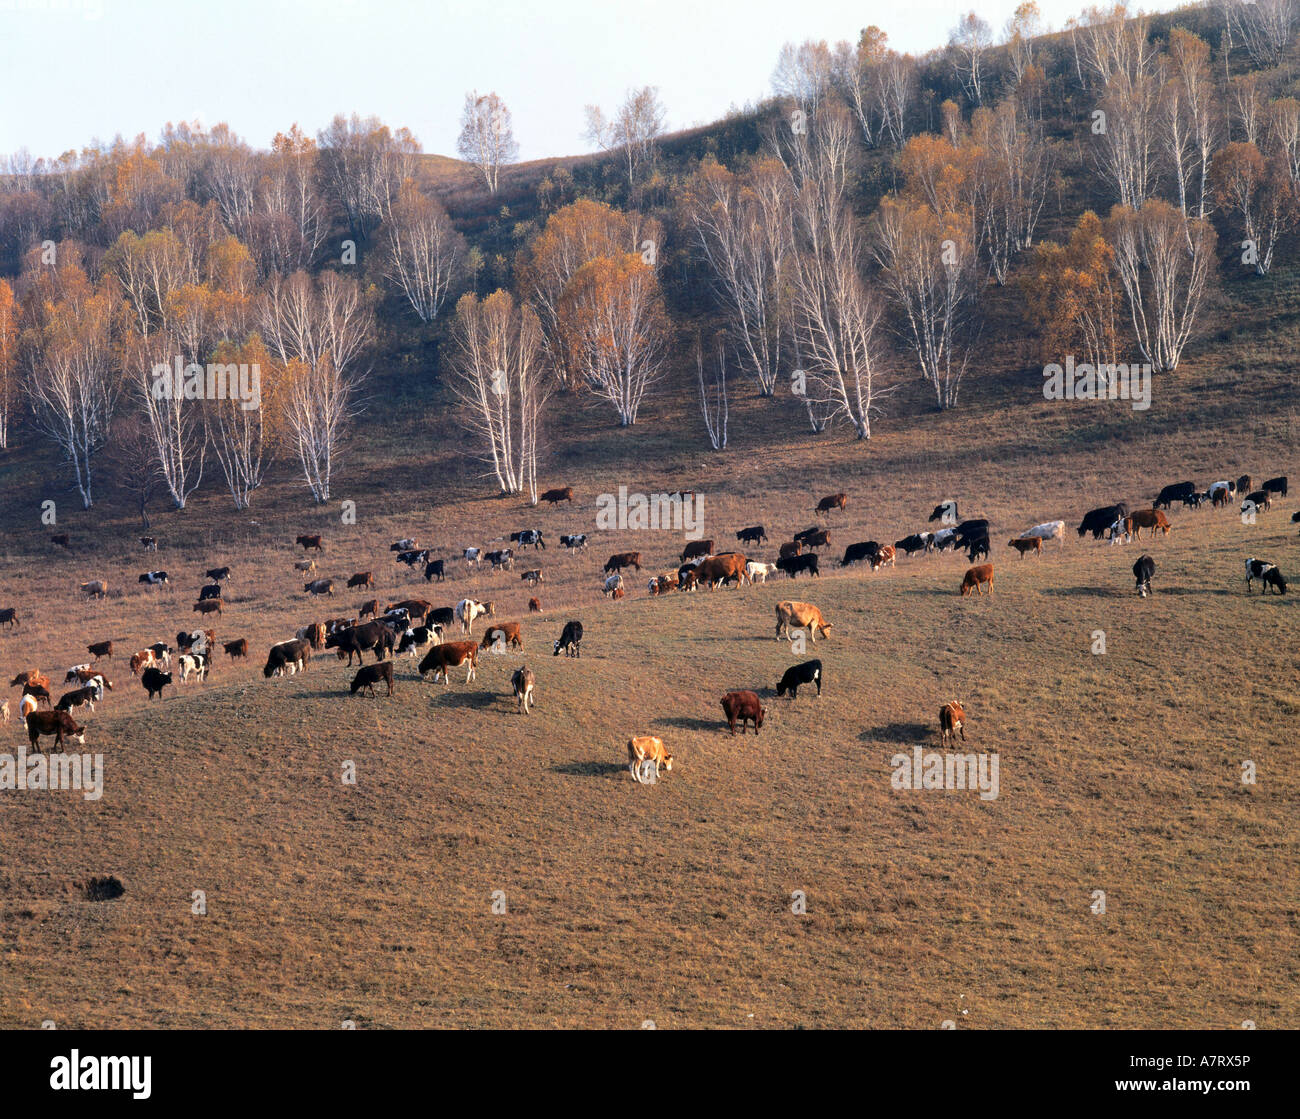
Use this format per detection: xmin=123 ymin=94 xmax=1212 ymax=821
xmin=1 ymin=320 xmax=1298 ymax=1030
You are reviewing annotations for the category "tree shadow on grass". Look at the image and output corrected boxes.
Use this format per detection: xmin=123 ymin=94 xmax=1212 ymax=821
xmin=654 ymin=715 xmax=717 ymax=732
xmin=550 ymin=760 xmax=626 ymax=779
xmin=861 ymin=721 xmax=931 ymax=744
xmin=428 ymin=690 xmax=497 ymax=710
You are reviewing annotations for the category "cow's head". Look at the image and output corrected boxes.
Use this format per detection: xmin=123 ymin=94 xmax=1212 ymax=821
xmin=661 ymin=754 xmax=674 ymax=772
xmin=755 ymin=707 xmax=766 ymax=730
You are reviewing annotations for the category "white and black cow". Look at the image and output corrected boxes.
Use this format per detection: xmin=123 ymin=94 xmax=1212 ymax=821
xmin=398 ymin=624 xmax=444 ymax=658
xmin=138 ymin=570 xmax=169 ymax=586
xmin=463 ymin=548 xmax=482 ymax=567
xmin=559 ymin=534 xmax=588 ymax=551
xmin=486 ymin=548 xmax=514 ymax=571
xmin=1133 ymin=554 xmax=1155 ymax=597
xmin=510 ymin=529 xmax=545 ymax=550
xmin=1245 ymin=558 xmax=1287 ymax=595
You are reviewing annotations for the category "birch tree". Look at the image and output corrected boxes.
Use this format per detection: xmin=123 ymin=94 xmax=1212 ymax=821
xmin=380 ymin=183 xmax=465 ymax=323
xmin=206 ymin=336 xmax=278 ymax=509
xmin=0 ymin=279 xmax=15 ymax=449
xmin=132 ymin=331 xmax=206 ymax=509
xmin=457 ymin=92 xmax=520 ymax=194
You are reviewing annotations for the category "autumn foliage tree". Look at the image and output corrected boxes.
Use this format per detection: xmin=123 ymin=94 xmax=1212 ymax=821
xmin=379 ymin=183 xmax=466 ymax=323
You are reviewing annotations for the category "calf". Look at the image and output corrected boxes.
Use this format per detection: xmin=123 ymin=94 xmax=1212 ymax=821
xmin=26 ymin=709 xmax=86 ymax=752
xmin=194 ymin=598 xmax=223 ymax=616
xmin=777 ymin=659 xmax=822 ymax=699
xmin=141 ymin=536 xmax=158 ymax=551
xmin=965 ymin=535 xmax=990 ymax=562
xmin=87 ymin=640 xmax=113 ymax=660
xmin=178 ymin=653 xmax=209 ymax=682
xmin=939 ymin=701 xmax=966 ymax=746
xmin=198 ymin=583 xmax=223 ymax=601
xmin=520 ymin=569 xmax=542 ymax=587
xmin=815 ymin=492 xmax=848 ymax=516
xmin=141 ymin=666 xmax=173 ymax=699
xmin=869 ymin=545 xmax=896 ymax=571
xmin=129 ymin=650 xmax=156 ymax=675
xmin=779 ymin=540 xmax=803 ymax=560
xmin=559 ymin=534 xmax=587 ymax=551
xmin=777 ymin=553 xmax=820 ymax=579
xmin=350 ymin=661 xmax=395 ymax=696
xmin=603 ymin=552 xmax=641 ymax=574
xmin=745 ymin=561 xmax=778 ymax=585
xmin=1244 ymin=490 xmax=1272 ymax=512
xmin=138 ymin=570 xmax=169 ymax=586
xmin=603 ymin=573 xmax=625 ymax=596
xmin=418 ymin=640 xmax=479 ymax=684
xmin=294 ymin=559 xmax=317 ymax=574
xmin=1008 ymin=536 xmax=1042 ymax=558
xmin=296 ymin=534 xmax=324 ymax=551
xmin=325 ymin=622 xmax=392 ymax=666
xmin=1133 ymin=554 xmax=1155 ymax=597
xmin=960 ymin=564 xmax=994 ymax=596
xmin=359 ymin=599 xmax=379 ymax=619
xmin=423 ymin=559 xmax=445 ymax=583
xmin=511 ymin=666 xmax=536 ymax=714
xmin=347 ymin=571 xmax=374 ymax=590
xmin=223 ymin=638 xmax=248 ymax=659
xmin=553 ymin=620 xmax=583 ymax=657
xmin=64 ymin=663 xmax=92 ymax=684
xmin=736 ymin=526 xmax=767 ymax=545
xmin=1245 ymin=558 xmax=1287 ymax=595
xmin=456 ymin=598 xmax=489 ymax=634
xmin=528 ymin=597 xmax=542 ymax=613
xmin=929 ymin=500 xmax=958 ymax=523
xmin=720 ymin=690 xmax=766 ymax=736
xmin=397 ymin=625 xmax=443 ymax=658
xmin=627 ymin=735 xmax=673 ymax=779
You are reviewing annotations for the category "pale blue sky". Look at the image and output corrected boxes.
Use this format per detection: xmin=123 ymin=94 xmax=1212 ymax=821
xmin=1 ymin=0 xmax=1187 ymax=162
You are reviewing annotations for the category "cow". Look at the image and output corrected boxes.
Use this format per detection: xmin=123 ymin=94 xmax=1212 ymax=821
xmin=677 ymin=566 xmax=698 ymax=592
xmin=604 ymin=552 xmax=642 ymax=574
xmin=22 ymin=683 xmax=52 ymax=707
xmin=697 ymin=553 xmax=750 ymax=588
xmin=0 ymin=607 xmax=17 ymax=628
xmin=296 ymin=534 xmax=324 ymax=551
xmin=815 ymin=493 xmax=848 ymax=517
xmin=347 ymin=571 xmax=374 ymax=590
xmin=481 ymin=623 xmax=524 ymax=652
xmin=456 ymin=598 xmax=489 ymax=634
xmin=869 ymin=545 xmax=896 ymax=571
xmin=296 ymin=622 xmax=327 ymax=650
xmin=939 ymin=702 xmax=966 ymax=747
xmin=1078 ymin=504 xmax=1129 ymax=538
xmin=895 ymin=534 xmax=928 ymax=558
xmin=390 ymin=539 xmax=417 ymax=552
xmin=1264 ymin=476 xmax=1288 ymax=498
xmin=1133 ymin=554 xmax=1155 ymax=597
xmin=141 ymin=666 xmax=173 ymax=699
xmin=554 ymin=620 xmax=583 ymax=657
xmin=223 ymin=638 xmax=248 ymax=659
xmin=56 ymin=686 xmax=99 ymax=714
xmin=9 ymin=670 xmax=48 ymax=691
xmin=840 ymin=541 xmax=879 ymax=569
xmin=386 ymin=599 xmax=432 ymax=624
xmin=1246 ymin=558 xmax=1287 ymax=595
xmin=540 ymin=486 xmax=574 ymax=504
xmin=960 ymin=564 xmax=994 ymax=596
xmin=777 ymin=659 xmax=822 ymax=699
xmin=150 ymin=641 xmax=173 ymax=665
xmin=745 ymin=561 xmax=778 ymax=585
xmin=294 ymin=560 xmax=317 ymax=574
xmin=736 ymin=526 xmax=767 ymax=546
xmin=198 ymin=583 xmax=223 ymax=601
xmin=559 ymin=534 xmax=587 ymax=551
xmin=178 ymin=654 xmax=208 ymax=683
xmin=263 ymin=639 xmax=311 ymax=678
xmin=1020 ymin=520 xmax=1066 ymax=547
xmin=351 ymin=661 xmax=395 ymax=697
xmin=965 ymin=535 xmax=991 ymax=563
xmin=325 ymin=621 xmax=392 ymax=666
xmin=1125 ymin=509 xmax=1171 ymax=539
xmin=74 ymin=670 xmax=111 ymax=692
xmin=627 ymin=735 xmax=673 ymax=779
xmin=720 ymin=690 xmax=766 ymax=736
xmin=610 ymin=587 xmax=626 ymax=600
xmin=357 ymin=599 xmax=379 ymax=620
xmin=141 ymin=536 xmax=158 ymax=551
xmin=602 ymin=574 xmax=625 ymax=598
xmin=177 ymin=630 xmax=212 ymax=654
xmin=87 ymin=640 xmax=113 ymax=660
xmin=511 ymin=529 xmax=546 ymax=550
xmin=1211 ymin=486 xmax=1232 ymax=508
xmin=51 ymin=534 xmax=72 ymax=550
xmin=528 ymin=597 xmax=543 ymax=612
xmin=396 ymin=549 xmax=429 ymax=567
xmin=952 ymin=520 xmax=989 ymax=548
xmin=1244 ymin=489 xmax=1273 ymax=512
xmin=138 ymin=571 xmax=169 ymax=586
xmin=486 ymin=549 xmax=514 ymax=571
xmin=777 ymin=553 xmax=820 ymax=579
xmin=419 ymin=640 xmax=479 ymax=684
xmin=63 ymin=664 xmax=92 ymax=683
xmin=463 ymin=547 xmax=481 ymax=567
xmin=194 ymin=598 xmax=223 ymax=616
xmin=930 ymin=501 xmax=959 ymax=525
xmin=1154 ymin=482 xmax=1195 ymax=510
xmin=1237 ymin=475 xmax=1253 ymax=497
xmin=792 ymin=528 xmax=821 ymax=546
xmin=511 ymin=666 xmax=536 ymax=714
xmin=129 ymin=650 xmax=155 ymax=676
xmin=520 ymin=569 xmax=542 ymax=587
xmin=779 ymin=541 xmax=803 ymax=561
xmin=428 ymin=607 xmax=456 ymax=629
xmin=423 ymin=559 xmax=446 ymax=583
xmin=799 ymin=530 xmax=830 ymax=550
xmin=25 ymin=709 xmax=86 ymax=752
xmin=303 ymin=579 xmax=334 ymax=597
xmin=775 ymin=601 xmax=832 ymax=643
xmin=18 ymin=695 xmax=37 ymax=720
xmin=80 ymin=581 xmax=108 ymax=600
xmin=1008 ymin=537 xmax=1042 ymax=558
xmin=680 ymin=540 xmax=713 ymax=563
xmin=205 ymin=566 xmax=232 ymax=583
xmin=397 ymin=625 xmax=443 ymax=658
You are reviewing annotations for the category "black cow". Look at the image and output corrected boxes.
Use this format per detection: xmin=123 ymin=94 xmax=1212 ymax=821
xmin=736 ymin=526 xmax=767 ymax=545
xmin=429 ymin=607 xmax=456 ymax=629
xmin=553 ymin=620 xmax=583 ymax=658
xmin=777 ymin=659 xmax=823 ymax=699
xmin=510 ymin=529 xmax=545 ymax=550
xmin=966 ymin=534 xmax=991 ymax=563
xmin=1263 ymin=476 xmax=1288 ymax=498
xmin=396 ymin=549 xmax=429 ymax=567
xmin=895 ymin=534 xmax=928 ymax=557
xmin=928 ymin=500 xmax=958 ymax=523
xmin=952 ymin=519 xmax=989 ymax=547
xmin=1154 ymin=481 xmax=1195 ymax=510
xmin=205 ymin=566 xmax=232 ymax=583
xmin=141 ymin=666 xmax=172 ymax=699
xmin=840 ymin=541 xmax=880 ymax=568
xmin=777 ymin=553 xmax=820 ymax=578
xmin=559 ymin=534 xmax=587 ymax=551
xmin=138 ymin=571 xmax=169 ymax=585
xmin=1133 ymin=554 xmax=1155 ymax=597
xmin=792 ymin=526 xmax=822 ymax=545
xmin=423 ymin=559 xmax=445 ymax=583
xmin=1246 ymin=558 xmax=1287 ymax=594
xmin=325 ymin=620 xmax=394 ymax=666
xmin=1078 ymin=503 xmax=1128 ymax=539
xmin=350 ymin=661 xmax=395 ymax=696
xmin=198 ymin=583 xmax=223 ymax=601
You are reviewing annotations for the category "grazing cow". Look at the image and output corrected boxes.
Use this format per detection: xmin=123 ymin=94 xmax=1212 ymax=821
xmin=22 ymin=683 xmax=51 ymax=707
xmin=540 ymin=486 xmax=574 ymax=504
xmin=1209 ymin=480 xmax=1233 ymax=502
xmin=348 ymin=571 xmax=374 ymax=590
xmin=602 ymin=573 xmax=625 ymax=597
xmin=1245 ymin=558 xmax=1287 ymax=595
xmin=895 ymin=534 xmax=928 ymax=558
xmin=390 ymin=539 xmax=416 ymax=552
xmin=397 ymin=625 xmax=443 ymax=658
xmin=1008 ymin=537 xmax=1042 ymax=558
xmin=777 ymin=553 xmax=820 ymax=579
xmin=80 ymin=581 xmax=108 ymax=600
xmin=627 ymin=735 xmax=673 ymax=779
xmin=264 ymin=639 xmax=311 ymax=678
xmin=87 ymin=640 xmax=112 ymax=660
xmin=1078 ymin=504 xmax=1128 ymax=538
xmin=939 ymin=701 xmax=966 ymax=746
xmin=351 ymin=661 xmax=395 ymax=697
xmin=129 ymin=650 xmax=156 ymax=676
xmin=456 ymin=598 xmax=489 ymax=634
xmin=952 ymin=520 xmax=989 ymax=548
xmin=325 ymin=621 xmax=393 ymax=666
xmin=554 ymin=620 xmax=583 ymax=657
xmin=0 ymin=607 xmax=17 ymax=628
xmin=206 ymin=566 xmax=232 ymax=583
xmin=775 ymin=601 xmax=833 ymax=643
xmin=1020 ymin=520 xmax=1066 ymax=547
xmin=396 ymin=549 xmax=429 ymax=567
xmin=359 ymin=599 xmax=379 ymax=620
xmin=486 ymin=549 xmax=514 ymax=571
xmin=745 ymin=561 xmax=779 ymax=585
xmin=680 ymin=540 xmax=713 ymax=563
xmin=385 ymin=599 xmax=432 ymax=624
xmin=510 ymin=529 xmax=545 ymax=550
xmin=1264 ymin=476 xmax=1288 ymax=498
xmin=141 ymin=666 xmax=173 ymax=699
xmin=296 ymin=534 xmax=324 ymax=551
xmin=870 ymin=545 xmax=897 ymax=571
xmin=194 ymin=598 xmax=223 ymax=616
xmin=423 ymin=559 xmax=445 ymax=583
xmin=1125 ymin=509 xmax=1171 ymax=539
xmin=792 ymin=527 xmax=821 ymax=545
xmin=960 ymin=564 xmax=994 ymax=596
xmin=10 ymin=670 xmax=49 ymax=690
xmin=736 ymin=526 xmax=767 ymax=546
xmin=929 ymin=500 xmax=958 ymax=523
xmin=697 ymin=553 xmax=750 ymax=588
xmin=559 ymin=534 xmax=588 ymax=551
xmin=138 ymin=571 xmax=169 ymax=586
xmin=428 ymin=607 xmax=455 ymax=629
xmin=779 ymin=540 xmax=803 ymax=560
xmin=177 ymin=654 xmax=208 ymax=683
xmin=304 ymin=579 xmax=334 ymax=597
xmin=296 ymin=622 xmax=327 ymax=650
xmin=26 ymin=710 xmax=86 ymax=752
xmin=677 ymin=566 xmax=698 ymax=592
xmin=816 ymin=493 xmax=848 ymax=517
xmin=841 ymin=540 xmax=880 ymax=568
xmin=19 ymin=695 xmax=37 ymax=720
xmin=528 ymin=597 xmax=542 ymax=613
xmin=1244 ymin=489 xmax=1273 ymax=512
xmin=141 ymin=536 xmax=157 ymax=551
xmin=198 ymin=583 xmax=223 ymax=601
xmin=802 ymin=530 xmax=830 ymax=550
xmin=63 ymin=663 xmax=91 ymax=683
xmin=294 ymin=560 xmax=317 ymax=574
xmin=481 ymin=623 xmax=523 ymax=652
xmin=520 ymin=569 xmax=542 ymax=587
xmin=604 ymin=552 xmax=642 ymax=574
xmin=1237 ymin=474 xmax=1253 ymax=497
xmin=720 ymin=691 xmax=766 ymax=736
xmin=511 ymin=666 xmax=536 ymax=714
xmin=1154 ymin=482 xmax=1195 ymax=510
xmin=1211 ymin=486 xmax=1232 ymax=508
xmin=223 ymin=638 xmax=248 ymax=659
xmin=610 ymin=587 xmax=626 ymax=600
xmin=419 ymin=640 xmax=479 ymax=684
xmin=965 ymin=535 xmax=991 ymax=563
xmin=177 ymin=630 xmax=213 ymax=654
xmin=777 ymin=659 xmax=823 ymax=699
xmin=1133 ymin=554 xmax=1155 ymax=597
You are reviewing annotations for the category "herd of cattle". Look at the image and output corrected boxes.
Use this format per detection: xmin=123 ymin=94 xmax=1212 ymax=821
xmin=0 ymin=475 xmax=1292 ymax=777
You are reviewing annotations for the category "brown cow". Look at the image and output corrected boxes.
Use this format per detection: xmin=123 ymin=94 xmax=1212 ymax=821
xmin=1008 ymin=537 xmax=1042 ymax=558
xmin=528 ymin=597 xmax=542 ymax=613
xmin=778 ymin=540 xmax=802 ymax=560
xmin=603 ymin=552 xmax=642 ymax=573
xmin=680 ymin=540 xmax=713 ymax=563
xmin=194 ymin=598 xmax=223 ymax=615
xmin=296 ymin=534 xmax=324 ymax=551
xmin=419 ymin=640 xmax=479 ymax=684
xmin=26 ymin=709 xmax=86 ymax=753
xmin=540 ymin=486 xmax=573 ymax=504
xmin=816 ymin=493 xmax=848 ymax=516
xmin=940 ymin=701 xmax=966 ymax=746
xmin=347 ymin=571 xmax=374 ymax=589
xmin=350 ymin=661 xmax=395 ymax=697
xmin=359 ymin=599 xmax=379 ymax=619
xmin=10 ymin=670 xmax=50 ymax=690
xmin=294 ymin=560 xmax=317 ymax=574
xmin=129 ymin=650 xmax=155 ymax=675
xmin=803 ymin=530 xmax=831 ymax=550
xmin=87 ymin=640 xmax=113 ymax=660
xmin=481 ymin=622 xmax=524 ymax=651
xmin=627 ymin=735 xmax=673 ymax=778
xmin=297 ymin=622 xmax=326 ymax=649
xmin=386 ymin=598 xmax=432 ymax=622
xmin=72 ymin=668 xmax=113 ymax=689
xmin=22 ymin=683 xmax=52 ymax=707
xmin=869 ymin=544 xmax=896 ymax=570
xmin=223 ymin=638 xmax=248 ymax=659
xmin=720 ymin=691 xmax=766 ymax=736
xmin=775 ymin=601 xmax=832 ymax=642
xmin=960 ymin=564 xmax=995 ymax=596
xmin=1125 ymin=509 xmax=1171 ymax=540
xmin=80 ymin=580 xmax=108 ymax=599
xmin=696 ymin=553 xmax=749 ymax=589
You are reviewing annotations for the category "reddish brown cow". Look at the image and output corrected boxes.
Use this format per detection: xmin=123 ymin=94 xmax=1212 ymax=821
xmin=480 ymin=622 xmax=523 ymax=651
xmin=87 ymin=640 xmax=113 ymax=659
xmin=1125 ymin=509 xmax=1171 ymax=540
xmin=1008 ymin=537 xmax=1042 ymax=558
xmin=193 ymin=599 xmax=223 ymax=616
xmin=603 ymin=552 xmax=642 ymax=573
xmin=528 ymin=598 xmax=542 ymax=613
xmin=960 ymin=564 xmax=995 ymax=596
xmin=296 ymin=534 xmax=324 ymax=551
xmin=26 ymin=709 xmax=86 ymax=753
xmin=720 ymin=690 xmax=766 ymax=735
xmin=359 ymin=599 xmax=379 ymax=619
xmin=223 ymin=638 xmax=248 ymax=659
xmin=940 ymin=701 xmax=967 ymax=746
xmin=419 ymin=640 xmax=479 ymax=684
xmin=816 ymin=493 xmax=848 ymax=516
xmin=347 ymin=571 xmax=374 ymax=589
xmin=680 ymin=540 xmax=714 ymax=563
xmin=696 ymin=553 xmax=749 ymax=588
xmin=778 ymin=541 xmax=802 ymax=560
xmin=540 ymin=486 xmax=573 ymax=504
